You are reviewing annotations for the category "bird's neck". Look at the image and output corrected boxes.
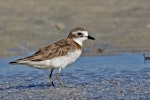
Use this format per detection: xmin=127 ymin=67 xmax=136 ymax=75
xmin=73 ymin=38 xmax=83 ymax=46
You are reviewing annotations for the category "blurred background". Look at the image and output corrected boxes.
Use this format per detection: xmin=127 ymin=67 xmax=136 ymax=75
xmin=0 ymin=0 xmax=150 ymax=58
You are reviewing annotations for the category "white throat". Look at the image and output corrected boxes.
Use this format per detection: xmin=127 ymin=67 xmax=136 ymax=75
xmin=73 ymin=37 xmax=87 ymax=46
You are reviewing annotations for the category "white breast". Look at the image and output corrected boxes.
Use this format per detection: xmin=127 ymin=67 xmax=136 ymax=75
xmin=26 ymin=50 xmax=82 ymax=69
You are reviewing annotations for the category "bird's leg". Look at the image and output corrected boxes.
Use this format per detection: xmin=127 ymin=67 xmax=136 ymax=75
xmin=56 ymin=68 xmax=64 ymax=88
xmin=49 ymin=69 xmax=55 ymax=87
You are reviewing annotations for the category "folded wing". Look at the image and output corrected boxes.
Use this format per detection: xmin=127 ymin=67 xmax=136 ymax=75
xmin=9 ymin=38 xmax=79 ymax=64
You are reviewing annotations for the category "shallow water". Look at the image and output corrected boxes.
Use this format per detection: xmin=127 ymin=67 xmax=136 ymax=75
xmin=0 ymin=53 xmax=150 ymax=100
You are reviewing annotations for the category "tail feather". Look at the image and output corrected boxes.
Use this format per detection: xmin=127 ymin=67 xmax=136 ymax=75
xmin=9 ymin=60 xmax=18 ymax=64
xmin=9 ymin=58 xmax=28 ymax=64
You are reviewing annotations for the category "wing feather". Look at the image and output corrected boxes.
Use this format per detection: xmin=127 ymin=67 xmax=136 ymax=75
xmin=14 ymin=38 xmax=81 ymax=62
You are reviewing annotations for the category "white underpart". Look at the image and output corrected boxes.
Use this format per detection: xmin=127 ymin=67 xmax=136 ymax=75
xmin=19 ymin=50 xmax=82 ymax=69
xmin=73 ymin=31 xmax=88 ymax=46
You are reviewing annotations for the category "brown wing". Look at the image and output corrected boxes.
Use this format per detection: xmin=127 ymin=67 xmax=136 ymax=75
xmin=16 ymin=38 xmax=81 ymax=62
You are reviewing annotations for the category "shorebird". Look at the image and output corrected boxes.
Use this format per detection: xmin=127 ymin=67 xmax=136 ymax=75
xmin=9 ymin=27 xmax=95 ymax=88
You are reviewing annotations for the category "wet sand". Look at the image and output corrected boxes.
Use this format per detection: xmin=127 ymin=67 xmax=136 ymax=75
xmin=0 ymin=53 xmax=150 ymax=99
xmin=0 ymin=0 xmax=150 ymax=58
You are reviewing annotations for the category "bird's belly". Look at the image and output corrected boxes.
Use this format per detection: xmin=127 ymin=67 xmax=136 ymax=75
xmin=49 ymin=50 xmax=82 ymax=68
xmin=27 ymin=50 xmax=82 ymax=69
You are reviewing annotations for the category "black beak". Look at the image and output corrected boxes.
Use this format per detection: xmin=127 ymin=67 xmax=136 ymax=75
xmin=88 ymin=35 xmax=95 ymax=40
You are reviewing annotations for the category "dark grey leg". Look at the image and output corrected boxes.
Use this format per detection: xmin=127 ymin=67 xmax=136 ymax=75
xmin=56 ymin=68 xmax=64 ymax=88
xmin=49 ymin=69 xmax=55 ymax=87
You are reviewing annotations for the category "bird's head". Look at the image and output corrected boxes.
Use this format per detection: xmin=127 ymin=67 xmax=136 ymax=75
xmin=68 ymin=27 xmax=95 ymax=46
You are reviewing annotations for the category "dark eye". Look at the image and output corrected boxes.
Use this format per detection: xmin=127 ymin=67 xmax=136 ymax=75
xmin=77 ymin=32 xmax=82 ymax=35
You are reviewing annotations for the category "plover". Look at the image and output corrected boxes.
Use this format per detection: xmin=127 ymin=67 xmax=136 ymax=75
xmin=9 ymin=27 xmax=95 ymax=88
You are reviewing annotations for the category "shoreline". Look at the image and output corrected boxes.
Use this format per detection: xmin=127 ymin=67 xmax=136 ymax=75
xmin=4 ymin=48 xmax=148 ymax=59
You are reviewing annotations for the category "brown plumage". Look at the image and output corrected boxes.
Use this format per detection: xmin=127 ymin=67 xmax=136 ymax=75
xmin=10 ymin=38 xmax=82 ymax=63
